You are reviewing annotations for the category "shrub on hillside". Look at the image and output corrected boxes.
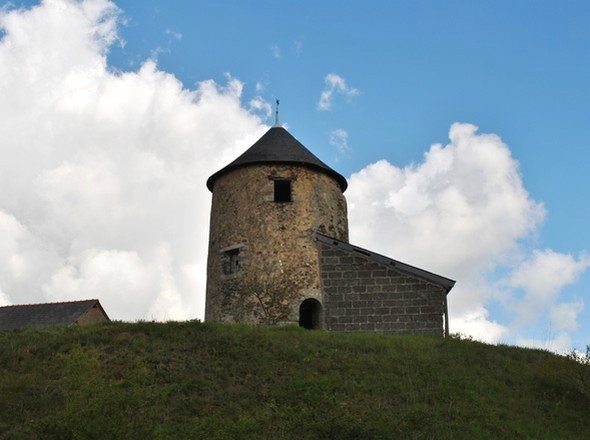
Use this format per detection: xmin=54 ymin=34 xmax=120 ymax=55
xmin=567 ymin=345 xmax=590 ymax=398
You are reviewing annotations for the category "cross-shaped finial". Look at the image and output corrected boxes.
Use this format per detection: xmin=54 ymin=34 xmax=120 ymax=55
xmin=274 ymin=99 xmax=280 ymax=127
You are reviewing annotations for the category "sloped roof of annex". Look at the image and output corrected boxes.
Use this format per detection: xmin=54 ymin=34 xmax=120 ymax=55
xmin=316 ymin=233 xmax=456 ymax=292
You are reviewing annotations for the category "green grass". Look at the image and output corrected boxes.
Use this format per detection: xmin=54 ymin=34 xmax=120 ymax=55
xmin=0 ymin=321 xmax=588 ymax=439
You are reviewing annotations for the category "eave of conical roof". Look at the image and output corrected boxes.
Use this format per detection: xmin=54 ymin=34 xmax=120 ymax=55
xmin=206 ymin=126 xmax=348 ymax=192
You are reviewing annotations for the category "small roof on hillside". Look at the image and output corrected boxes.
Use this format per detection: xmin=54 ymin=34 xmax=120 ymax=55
xmin=207 ymin=126 xmax=348 ymax=192
xmin=0 ymin=299 xmax=109 ymax=331
xmin=316 ymin=233 xmax=456 ymax=292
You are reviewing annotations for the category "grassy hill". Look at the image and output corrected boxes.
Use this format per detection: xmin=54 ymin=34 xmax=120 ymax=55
xmin=0 ymin=321 xmax=588 ymax=439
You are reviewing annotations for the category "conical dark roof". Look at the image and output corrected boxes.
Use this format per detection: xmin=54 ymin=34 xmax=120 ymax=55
xmin=206 ymin=126 xmax=348 ymax=192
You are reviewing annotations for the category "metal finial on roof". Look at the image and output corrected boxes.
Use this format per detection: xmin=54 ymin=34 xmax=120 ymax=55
xmin=274 ymin=99 xmax=280 ymax=127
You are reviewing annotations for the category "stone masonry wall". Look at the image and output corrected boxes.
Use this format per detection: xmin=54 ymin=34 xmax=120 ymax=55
xmin=75 ymin=304 xmax=109 ymax=325
xmin=318 ymin=241 xmax=447 ymax=336
xmin=206 ymin=164 xmax=349 ymax=323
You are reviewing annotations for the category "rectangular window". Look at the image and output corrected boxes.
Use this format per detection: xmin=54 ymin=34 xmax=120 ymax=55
xmin=274 ymin=179 xmax=292 ymax=202
xmin=223 ymin=248 xmax=240 ymax=274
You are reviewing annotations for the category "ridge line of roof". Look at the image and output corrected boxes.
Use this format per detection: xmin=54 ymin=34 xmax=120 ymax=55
xmin=0 ymin=299 xmax=100 ymax=309
xmin=316 ymin=233 xmax=455 ymax=292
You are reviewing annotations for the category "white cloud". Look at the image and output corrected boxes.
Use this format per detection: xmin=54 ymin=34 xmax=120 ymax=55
xmin=318 ymin=73 xmax=359 ymax=111
xmin=507 ymin=249 xmax=590 ymax=305
xmin=451 ymin=306 xmax=508 ymax=344
xmin=329 ymin=128 xmax=351 ymax=158
xmin=255 ymin=81 xmax=265 ymax=93
xmin=0 ymin=209 xmax=62 ymax=305
xmin=346 ymin=123 xmax=587 ymax=347
xmin=0 ymin=0 xmax=266 ymax=320
xmin=271 ymin=44 xmax=280 ymax=59
xmin=348 ymin=123 xmax=545 ymax=277
xmin=0 ymin=287 xmax=10 ymax=306
xmin=516 ymin=332 xmax=574 ymax=355
xmin=249 ymin=96 xmax=272 ymax=119
xmin=164 ymin=28 xmax=182 ymax=40
xmin=503 ymin=249 xmax=589 ymax=331
xmin=549 ymin=301 xmax=584 ymax=331
xmin=43 ymin=248 xmax=156 ymax=321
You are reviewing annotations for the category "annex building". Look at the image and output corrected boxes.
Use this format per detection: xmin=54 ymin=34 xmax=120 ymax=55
xmin=205 ymin=119 xmax=454 ymax=336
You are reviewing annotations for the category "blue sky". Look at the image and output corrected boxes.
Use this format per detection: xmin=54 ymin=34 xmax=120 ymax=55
xmin=108 ymin=0 xmax=590 ymax=246
xmin=0 ymin=0 xmax=588 ymax=352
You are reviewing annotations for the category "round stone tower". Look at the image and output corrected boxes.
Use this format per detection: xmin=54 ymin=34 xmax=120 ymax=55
xmin=205 ymin=124 xmax=348 ymax=325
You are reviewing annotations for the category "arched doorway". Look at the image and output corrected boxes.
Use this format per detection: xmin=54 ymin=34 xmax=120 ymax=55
xmin=299 ymin=299 xmax=322 ymax=329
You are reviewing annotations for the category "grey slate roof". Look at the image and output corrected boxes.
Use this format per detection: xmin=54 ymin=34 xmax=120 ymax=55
xmin=207 ymin=126 xmax=348 ymax=192
xmin=0 ymin=299 xmax=109 ymax=331
xmin=316 ymin=233 xmax=456 ymax=292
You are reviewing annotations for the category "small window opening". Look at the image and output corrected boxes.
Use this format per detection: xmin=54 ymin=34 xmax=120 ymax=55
xmin=274 ymin=179 xmax=292 ymax=203
xmin=299 ymin=299 xmax=322 ymax=329
xmin=224 ymin=248 xmax=240 ymax=274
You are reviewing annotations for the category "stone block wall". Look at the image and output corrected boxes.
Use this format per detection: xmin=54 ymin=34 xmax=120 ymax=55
xmin=318 ymin=241 xmax=447 ymax=336
xmin=74 ymin=304 xmax=110 ymax=325
xmin=206 ymin=164 xmax=348 ymax=323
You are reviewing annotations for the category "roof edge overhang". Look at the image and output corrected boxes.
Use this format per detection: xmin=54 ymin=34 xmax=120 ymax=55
xmin=206 ymin=126 xmax=348 ymax=193
xmin=89 ymin=299 xmax=111 ymax=322
xmin=207 ymin=161 xmax=348 ymax=192
xmin=316 ymin=233 xmax=456 ymax=293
